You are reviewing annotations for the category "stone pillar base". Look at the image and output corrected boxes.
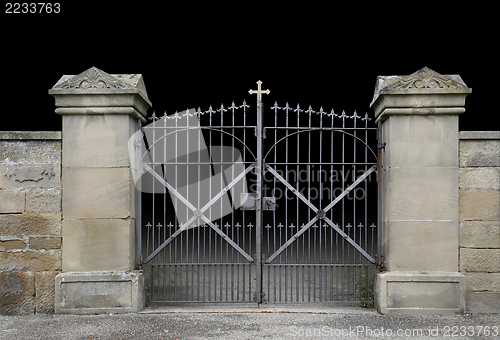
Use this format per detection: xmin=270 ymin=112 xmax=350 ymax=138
xmin=55 ymin=271 xmax=144 ymax=314
xmin=374 ymin=271 xmax=466 ymax=314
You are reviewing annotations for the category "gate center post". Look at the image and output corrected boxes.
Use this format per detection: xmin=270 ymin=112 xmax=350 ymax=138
xmin=249 ymin=80 xmax=270 ymax=304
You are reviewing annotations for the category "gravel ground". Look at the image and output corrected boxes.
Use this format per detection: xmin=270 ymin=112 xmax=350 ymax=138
xmin=0 ymin=306 xmax=499 ymax=340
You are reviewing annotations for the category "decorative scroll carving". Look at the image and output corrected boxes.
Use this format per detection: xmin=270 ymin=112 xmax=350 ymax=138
xmin=56 ymin=67 xmax=129 ymax=89
xmin=389 ymin=67 xmax=464 ymax=90
xmin=5 ymin=166 xmax=56 ymax=183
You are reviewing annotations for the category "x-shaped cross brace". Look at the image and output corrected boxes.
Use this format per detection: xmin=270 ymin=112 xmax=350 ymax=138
xmin=264 ymin=165 xmax=376 ymax=264
xmin=142 ymin=164 xmax=255 ymax=264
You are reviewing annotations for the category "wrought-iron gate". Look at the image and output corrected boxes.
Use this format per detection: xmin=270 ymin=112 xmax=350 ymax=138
xmin=135 ymin=81 xmax=378 ymax=304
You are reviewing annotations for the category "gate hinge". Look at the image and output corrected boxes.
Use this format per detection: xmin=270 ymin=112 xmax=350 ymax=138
xmin=253 ymin=292 xmax=266 ymax=303
xmin=377 ymin=142 xmax=386 ymax=149
xmin=137 ymin=254 xmax=144 ymax=270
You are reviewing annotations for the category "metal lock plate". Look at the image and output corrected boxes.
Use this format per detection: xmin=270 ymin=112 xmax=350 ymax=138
xmin=240 ymin=193 xmax=277 ymax=211
xmin=240 ymin=193 xmax=257 ymax=210
xmin=263 ymin=197 xmax=276 ymax=211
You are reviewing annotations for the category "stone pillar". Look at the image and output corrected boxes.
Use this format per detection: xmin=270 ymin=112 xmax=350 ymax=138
xmin=49 ymin=67 xmax=152 ymax=314
xmin=370 ymin=67 xmax=471 ymax=314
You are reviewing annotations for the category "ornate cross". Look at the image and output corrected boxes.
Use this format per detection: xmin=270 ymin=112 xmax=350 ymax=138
xmin=248 ymin=80 xmax=270 ymax=100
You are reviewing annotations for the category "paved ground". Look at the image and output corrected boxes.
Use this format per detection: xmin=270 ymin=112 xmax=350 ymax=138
xmin=0 ymin=304 xmax=499 ymax=340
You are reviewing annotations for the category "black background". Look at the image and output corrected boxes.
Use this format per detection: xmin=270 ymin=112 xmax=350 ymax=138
xmin=0 ymin=3 xmax=496 ymax=132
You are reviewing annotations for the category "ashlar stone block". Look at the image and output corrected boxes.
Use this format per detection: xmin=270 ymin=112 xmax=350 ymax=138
xmin=30 ymin=236 xmax=62 ymax=250
xmin=62 ymin=167 xmax=133 ymax=219
xmin=62 ymin=115 xmax=137 ymax=168
xmin=466 ymin=292 xmax=500 ymax=313
xmin=25 ymin=188 xmax=61 ymax=213
xmin=0 ymin=189 xmax=25 ymax=213
xmin=459 ymin=189 xmax=500 ymax=221
xmin=459 ymin=221 xmax=500 ymax=248
xmin=0 ymin=212 xmax=61 ymax=236
xmin=459 ymin=167 xmax=500 ymax=190
xmin=55 ymin=270 xmax=145 ymax=314
xmin=0 ymin=164 xmax=61 ymax=188
xmin=62 ymin=218 xmax=135 ymax=272
xmin=0 ymin=141 xmax=27 ymax=164
xmin=35 ymin=271 xmax=58 ymax=314
xmin=460 ymin=140 xmax=500 ymax=167
xmin=387 ymin=221 xmax=459 ymax=272
xmin=383 ymin=115 xmax=458 ymax=168
xmin=0 ymin=239 xmax=27 ymax=250
xmin=465 ymin=272 xmax=500 ymax=292
xmin=460 ymin=248 xmax=500 ymax=272
xmin=386 ymin=167 xmax=458 ymax=221
xmin=0 ymin=272 xmax=35 ymax=315
xmin=26 ymin=140 xmax=61 ymax=164
xmin=0 ymin=251 xmax=61 ymax=273
xmin=375 ymin=271 xmax=466 ymax=314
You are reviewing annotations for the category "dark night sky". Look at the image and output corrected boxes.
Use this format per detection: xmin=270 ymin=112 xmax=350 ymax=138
xmin=1 ymin=4 xmax=496 ymax=132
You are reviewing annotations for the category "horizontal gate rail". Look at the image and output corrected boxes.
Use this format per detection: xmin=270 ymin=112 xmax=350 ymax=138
xmin=264 ymin=264 xmax=373 ymax=267
xmin=141 ymin=126 xmax=256 ymax=162
xmin=263 ymin=128 xmax=377 ymax=163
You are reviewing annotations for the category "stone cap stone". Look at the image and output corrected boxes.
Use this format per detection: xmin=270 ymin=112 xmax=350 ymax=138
xmin=460 ymin=131 xmax=500 ymax=140
xmin=49 ymin=67 xmax=152 ymax=120
xmin=0 ymin=131 xmax=61 ymax=140
xmin=370 ymin=67 xmax=472 ymax=121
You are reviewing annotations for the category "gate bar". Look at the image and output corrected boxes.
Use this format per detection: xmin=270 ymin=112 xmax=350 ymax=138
xmin=322 ymin=216 xmax=375 ymax=263
xmin=321 ymin=165 xmax=376 ymax=213
xmin=255 ymin=95 xmax=264 ymax=303
xmin=135 ymin=120 xmax=143 ymax=269
xmin=200 ymin=215 xmax=254 ymax=263
xmin=249 ymin=80 xmax=269 ymax=303
xmin=265 ymin=165 xmax=318 ymax=213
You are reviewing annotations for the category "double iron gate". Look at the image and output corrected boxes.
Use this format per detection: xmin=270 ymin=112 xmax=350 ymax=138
xmin=134 ymin=81 xmax=379 ymax=304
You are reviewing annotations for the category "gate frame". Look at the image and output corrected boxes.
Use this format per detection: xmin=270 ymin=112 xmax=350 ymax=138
xmin=138 ymin=80 xmax=379 ymax=304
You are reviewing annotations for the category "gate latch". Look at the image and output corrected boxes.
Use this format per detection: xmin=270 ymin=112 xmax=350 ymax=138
xmin=263 ymin=197 xmax=277 ymax=211
xmin=262 ymin=197 xmax=278 ymax=211
xmin=240 ymin=194 xmax=277 ymax=211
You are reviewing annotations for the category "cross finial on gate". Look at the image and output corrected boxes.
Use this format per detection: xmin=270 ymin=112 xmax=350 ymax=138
xmin=249 ymin=80 xmax=270 ymax=100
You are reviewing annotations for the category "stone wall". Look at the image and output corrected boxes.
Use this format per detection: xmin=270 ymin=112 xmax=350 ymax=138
xmin=459 ymin=131 xmax=500 ymax=313
xmin=1 ymin=67 xmax=498 ymax=315
xmin=0 ymin=131 xmax=62 ymax=314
